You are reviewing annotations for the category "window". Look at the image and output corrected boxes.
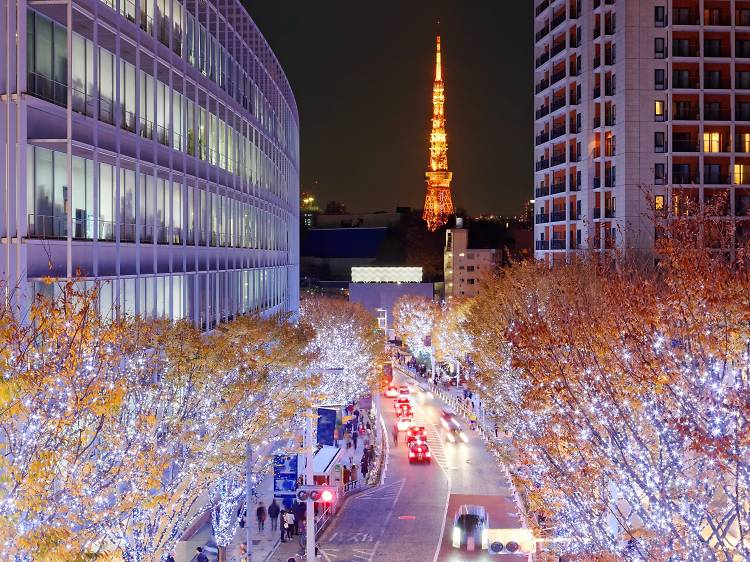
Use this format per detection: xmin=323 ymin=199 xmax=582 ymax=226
xmin=26 ymin=10 xmax=68 ymax=107
xmin=72 ymin=34 xmax=94 ymax=117
xmin=120 ymin=60 xmax=136 ymax=132
xmin=654 ymin=37 xmax=666 ymax=58
xmin=735 ymin=164 xmax=748 ymax=185
xmin=654 ymin=163 xmax=666 ymax=184
xmin=703 ymin=131 xmax=720 ymax=153
xmin=655 ymin=6 xmax=666 ymax=27
xmin=654 ymin=69 xmax=666 ymax=90
xmin=467 ymin=265 xmax=475 ymax=272
xmin=655 ymin=195 xmax=665 ymax=212
xmin=467 ymin=279 xmax=476 ymax=285
xmin=655 ymin=100 xmax=665 ymax=121
xmin=99 ymin=47 xmax=115 ymax=124
xmin=740 ymin=133 xmax=750 ymax=153
xmin=654 ymin=132 xmax=666 ymax=152
xmin=704 ymin=163 xmax=722 ymax=184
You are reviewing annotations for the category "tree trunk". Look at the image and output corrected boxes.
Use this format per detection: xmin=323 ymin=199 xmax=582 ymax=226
xmin=218 ymin=545 xmax=226 ymax=562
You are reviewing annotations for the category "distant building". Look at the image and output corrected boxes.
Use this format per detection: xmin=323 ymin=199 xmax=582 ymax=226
xmin=301 ymin=192 xmax=320 ymax=229
xmin=444 ymin=219 xmax=499 ymax=299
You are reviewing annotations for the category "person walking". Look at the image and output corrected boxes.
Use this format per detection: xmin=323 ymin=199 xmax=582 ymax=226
xmin=165 ymin=552 xmax=176 ymax=562
xmin=195 ymin=547 xmax=209 ymax=562
xmin=284 ymin=509 xmax=295 ymax=539
xmin=392 ymin=424 xmax=398 ymax=446
xmin=361 ymin=457 xmax=369 ymax=481
xmin=268 ymin=499 xmax=280 ymax=531
xmin=280 ymin=509 xmax=288 ymax=542
xmin=256 ymin=501 xmax=267 ymax=531
xmin=352 ymin=428 xmax=359 ymax=450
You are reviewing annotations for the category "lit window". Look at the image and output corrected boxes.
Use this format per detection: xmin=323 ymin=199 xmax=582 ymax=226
xmin=703 ymin=132 xmax=721 ymax=153
xmin=654 ymin=100 xmax=665 ymax=121
xmin=734 ymin=164 xmax=747 ymax=185
xmin=741 ymin=133 xmax=750 ymax=153
xmin=655 ymin=195 xmax=665 ymax=211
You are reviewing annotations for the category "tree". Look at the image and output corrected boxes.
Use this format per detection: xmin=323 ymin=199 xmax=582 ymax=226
xmin=433 ymin=298 xmax=473 ymax=366
xmin=392 ymin=295 xmax=438 ymax=361
xmin=465 ymin=220 xmax=750 ymax=559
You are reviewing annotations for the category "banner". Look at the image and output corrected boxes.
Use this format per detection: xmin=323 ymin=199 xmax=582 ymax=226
xmin=316 ymin=407 xmax=338 ymax=446
xmin=273 ymin=454 xmax=298 ymax=508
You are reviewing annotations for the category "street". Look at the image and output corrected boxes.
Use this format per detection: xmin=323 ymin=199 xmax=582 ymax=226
xmin=317 ymin=367 xmax=528 ymax=562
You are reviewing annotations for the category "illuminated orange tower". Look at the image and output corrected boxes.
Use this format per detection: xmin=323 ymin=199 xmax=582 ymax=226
xmin=422 ymin=34 xmax=454 ymax=231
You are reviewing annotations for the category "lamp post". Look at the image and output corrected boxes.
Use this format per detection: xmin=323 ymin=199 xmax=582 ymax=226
xmin=244 ymin=443 xmax=252 ymax=562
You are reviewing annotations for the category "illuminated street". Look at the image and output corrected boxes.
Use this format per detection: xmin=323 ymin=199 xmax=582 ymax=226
xmin=315 ymin=367 xmax=527 ymax=562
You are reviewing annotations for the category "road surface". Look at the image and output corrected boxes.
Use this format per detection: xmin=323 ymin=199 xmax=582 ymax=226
xmin=317 ymin=367 xmax=528 ymax=562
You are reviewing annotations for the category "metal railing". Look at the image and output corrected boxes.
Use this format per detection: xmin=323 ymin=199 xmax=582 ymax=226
xmin=28 ymin=72 xmax=67 ymax=108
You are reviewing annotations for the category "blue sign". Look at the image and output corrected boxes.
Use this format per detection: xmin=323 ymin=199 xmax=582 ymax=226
xmin=317 ymin=407 xmax=338 ymax=446
xmin=273 ymin=454 xmax=298 ymax=508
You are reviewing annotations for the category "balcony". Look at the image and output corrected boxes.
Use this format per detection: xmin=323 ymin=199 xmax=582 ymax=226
xmin=672 ymin=171 xmax=699 ymax=184
xmin=703 ymin=73 xmax=732 ymax=90
xmin=604 ymin=83 xmax=616 ymax=96
xmin=551 ymin=239 xmax=566 ymax=250
xmin=673 ymin=8 xmax=699 ymax=25
xmin=672 ymin=73 xmax=699 ymax=89
xmin=737 ymin=105 xmax=750 ymax=121
xmin=735 ymin=135 xmax=750 ymax=152
xmin=28 ymin=72 xmax=67 ymax=108
xmin=551 ymin=210 xmax=566 ymax=222
xmin=605 ymin=175 xmax=616 ymax=188
xmin=605 ymin=208 xmax=616 ymax=218
xmin=737 ymin=41 xmax=750 ymax=58
xmin=536 ymin=240 xmax=550 ymax=250
xmin=672 ymin=138 xmax=699 ymax=152
xmin=593 ymin=177 xmax=601 ymax=189
xmin=594 ymin=56 xmax=601 ymax=68
xmin=593 ymin=86 xmax=601 ymax=98
xmin=535 ymin=185 xmax=550 ymax=197
xmin=672 ymin=41 xmax=699 ymax=57
xmin=551 ymin=181 xmax=566 ymax=194
xmin=704 ymin=43 xmax=730 ymax=58
xmin=551 ymin=40 xmax=567 ymax=58
xmin=704 ymin=11 xmax=731 ymax=26
xmin=536 ymin=52 xmax=550 ymax=68
xmin=536 ymin=213 xmax=550 ymax=224
xmin=551 ymin=11 xmax=566 ymax=31
xmin=551 ymin=69 xmax=567 ymax=85
xmin=536 ymin=131 xmax=550 ymax=145
xmin=536 ymin=159 xmax=550 ymax=171
xmin=551 ymin=153 xmax=566 ymax=166
xmin=551 ymin=97 xmax=566 ymax=112
xmin=593 ymin=208 xmax=601 ymax=218
xmin=536 ymin=25 xmax=550 ymax=43
xmin=569 ymin=119 xmax=580 ymax=133
xmin=569 ymin=205 xmax=579 ymax=219
xmin=551 ymin=124 xmax=566 ymax=139
xmin=604 ymin=53 xmax=616 ymax=66
xmin=604 ymin=23 xmax=616 ymax=35
xmin=704 ymin=107 xmax=731 ymax=121
xmin=536 ymin=105 xmax=550 ymax=119
xmin=738 ymin=9 xmax=750 ymax=27
xmin=570 ymin=175 xmax=581 ymax=191
xmin=704 ymin=172 xmax=731 ymax=185
xmin=535 ymin=78 xmax=550 ymax=94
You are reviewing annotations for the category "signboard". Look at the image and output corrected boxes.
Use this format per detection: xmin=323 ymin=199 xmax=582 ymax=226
xmin=317 ymin=407 xmax=338 ymax=446
xmin=273 ymin=454 xmax=298 ymax=508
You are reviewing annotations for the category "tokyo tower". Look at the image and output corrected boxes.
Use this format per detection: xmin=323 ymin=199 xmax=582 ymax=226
xmin=422 ymin=34 xmax=454 ymax=231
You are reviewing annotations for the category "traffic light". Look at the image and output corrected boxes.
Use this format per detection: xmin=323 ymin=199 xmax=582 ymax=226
xmin=296 ymin=486 xmax=335 ymax=503
xmin=485 ymin=528 xmax=535 ymax=555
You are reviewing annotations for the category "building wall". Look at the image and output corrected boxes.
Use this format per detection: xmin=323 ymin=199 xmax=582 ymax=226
xmin=444 ymin=227 xmax=497 ymax=299
xmin=533 ymin=0 xmax=750 ymax=260
xmin=1 ymin=0 xmax=300 ymax=327
xmin=348 ymin=282 xmax=435 ymax=332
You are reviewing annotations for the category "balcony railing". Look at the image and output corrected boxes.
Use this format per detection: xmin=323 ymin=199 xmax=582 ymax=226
xmin=551 ymin=69 xmax=566 ymax=85
xmin=536 ymin=131 xmax=550 ymax=145
xmin=673 ymin=9 xmax=699 ymax=25
xmin=673 ymin=106 xmax=700 ymax=120
xmin=672 ymin=73 xmax=699 ymax=88
xmin=672 ymin=41 xmax=699 ymax=57
xmin=593 ymin=177 xmax=601 ymax=189
xmin=705 ymin=12 xmax=731 ymax=26
xmin=535 ymin=185 xmax=550 ymax=197
xmin=605 ymin=174 xmax=616 ymax=188
xmin=536 ymin=240 xmax=550 ymax=250
xmin=551 ymin=182 xmax=566 ymax=194
xmin=705 ymin=108 xmax=732 ymax=121
xmin=672 ymin=172 xmax=699 ymax=184
xmin=569 ymin=206 xmax=579 ymax=220
xmin=551 ymin=153 xmax=566 ymax=166
xmin=536 ymin=52 xmax=550 ymax=68
xmin=536 ymin=159 xmax=550 ymax=171
xmin=535 ymin=0 xmax=549 ymax=16
xmin=737 ymin=106 xmax=750 ymax=121
xmin=535 ymin=78 xmax=550 ymax=94
xmin=551 ymin=11 xmax=566 ymax=30
xmin=551 ymin=97 xmax=566 ymax=112
xmin=605 ymin=209 xmax=616 ymax=218
xmin=28 ymin=72 xmax=67 ymax=108
xmin=704 ymin=173 xmax=731 ymax=185
xmin=536 ymin=213 xmax=550 ymax=224
xmin=536 ymin=105 xmax=550 ymax=119
xmin=672 ymin=138 xmax=699 ymax=152
xmin=735 ymin=135 xmax=750 ymax=152
xmin=738 ymin=9 xmax=750 ymax=26
xmin=551 ymin=40 xmax=567 ymax=57
xmin=535 ymin=25 xmax=550 ymax=42
xmin=593 ymin=208 xmax=601 ymax=219
xmin=704 ymin=44 xmax=730 ymax=58
xmin=551 ymin=239 xmax=566 ymax=250
xmin=551 ymin=124 xmax=566 ymax=139
xmin=551 ymin=210 xmax=566 ymax=222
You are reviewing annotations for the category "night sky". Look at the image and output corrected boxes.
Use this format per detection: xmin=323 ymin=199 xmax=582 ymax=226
xmin=245 ymin=1 xmax=533 ymax=216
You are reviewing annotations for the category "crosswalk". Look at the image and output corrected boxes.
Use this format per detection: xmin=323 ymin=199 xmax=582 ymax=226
xmin=411 ymin=408 xmax=448 ymax=472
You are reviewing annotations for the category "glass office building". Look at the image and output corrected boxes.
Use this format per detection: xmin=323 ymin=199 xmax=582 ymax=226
xmin=1 ymin=0 xmax=300 ymax=327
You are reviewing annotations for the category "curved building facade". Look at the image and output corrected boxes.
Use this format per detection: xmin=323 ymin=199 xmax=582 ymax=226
xmin=0 ymin=0 xmax=299 ymax=326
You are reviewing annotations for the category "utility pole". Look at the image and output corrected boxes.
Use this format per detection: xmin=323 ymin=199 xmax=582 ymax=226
xmin=245 ymin=443 xmax=252 ymax=561
xmin=304 ymin=368 xmax=316 ymax=560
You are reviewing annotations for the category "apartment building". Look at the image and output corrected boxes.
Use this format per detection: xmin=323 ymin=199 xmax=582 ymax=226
xmin=533 ymin=0 xmax=750 ymax=260
xmin=1 ymin=0 xmax=300 ymax=326
xmin=444 ymin=221 xmax=498 ymax=299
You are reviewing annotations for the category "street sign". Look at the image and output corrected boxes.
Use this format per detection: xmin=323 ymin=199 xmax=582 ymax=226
xmin=273 ymin=454 xmax=298 ymax=508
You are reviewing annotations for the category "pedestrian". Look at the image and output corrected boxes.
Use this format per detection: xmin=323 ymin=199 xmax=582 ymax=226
xmin=352 ymin=428 xmax=359 ymax=450
xmin=392 ymin=425 xmax=398 ymax=445
xmin=237 ymin=504 xmax=246 ymax=528
xmin=348 ymin=447 xmax=354 ymax=466
xmin=343 ymin=465 xmax=350 ymax=484
xmin=351 ymin=464 xmax=358 ymax=483
xmin=284 ymin=509 xmax=295 ymax=538
xmin=361 ymin=457 xmax=369 ymax=480
xmin=293 ymin=499 xmax=305 ymax=535
xmin=256 ymin=501 xmax=267 ymax=531
xmin=195 ymin=547 xmax=209 ymax=562
xmin=165 ymin=552 xmax=176 ymax=562
xmin=280 ymin=509 xmax=288 ymax=542
xmin=268 ymin=499 xmax=280 ymax=531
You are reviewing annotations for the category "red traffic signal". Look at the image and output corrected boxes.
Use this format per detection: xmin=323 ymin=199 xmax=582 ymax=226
xmin=296 ymin=486 xmax=335 ymax=503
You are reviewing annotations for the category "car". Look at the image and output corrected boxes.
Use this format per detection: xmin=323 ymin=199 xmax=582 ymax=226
xmin=397 ymin=412 xmax=414 ymax=431
xmin=408 ymin=442 xmax=431 ymax=463
xmin=452 ymin=505 xmax=489 ymax=551
xmin=394 ymin=396 xmax=411 ymax=411
xmin=444 ymin=425 xmax=469 ymax=443
xmin=397 ymin=405 xmax=413 ymax=419
xmin=440 ymin=408 xmax=461 ymax=430
xmin=406 ymin=426 xmax=427 ymax=445
xmin=398 ymin=385 xmax=410 ymax=397
xmin=384 ymin=384 xmax=399 ymax=398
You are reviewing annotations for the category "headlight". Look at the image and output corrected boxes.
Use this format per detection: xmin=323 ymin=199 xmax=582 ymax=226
xmin=452 ymin=526 xmax=461 ymax=548
xmin=459 ymin=432 xmax=469 ymax=443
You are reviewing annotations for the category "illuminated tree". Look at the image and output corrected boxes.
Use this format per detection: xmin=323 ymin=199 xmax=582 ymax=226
xmin=299 ymin=296 xmax=382 ymax=403
xmin=465 ymin=216 xmax=750 ymax=559
xmin=433 ymin=298 xmax=473 ymax=366
xmin=392 ymin=295 xmax=438 ymax=360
